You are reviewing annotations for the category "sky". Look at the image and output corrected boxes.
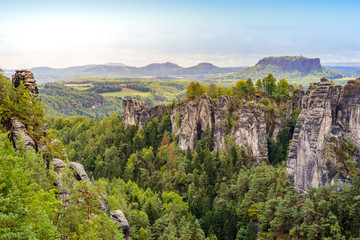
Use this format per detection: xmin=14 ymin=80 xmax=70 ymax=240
xmin=0 ymin=0 xmax=360 ymax=69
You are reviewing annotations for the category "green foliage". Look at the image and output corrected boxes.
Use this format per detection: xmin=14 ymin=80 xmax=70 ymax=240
xmin=0 ymin=131 xmax=59 ymax=239
xmin=40 ymin=84 xmax=123 ymax=119
xmin=274 ymin=78 xmax=290 ymax=102
xmin=185 ymin=82 xmax=206 ymax=100
xmin=263 ymin=73 xmax=277 ymax=97
xmin=39 ymin=78 xmax=190 ymax=119
xmin=268 ymin=109 xmax=300 ymax=165
xmin=0 ymin=74 xmax=46 ymax=142
xmin=4 ymin=68 xmax=360 ymax=240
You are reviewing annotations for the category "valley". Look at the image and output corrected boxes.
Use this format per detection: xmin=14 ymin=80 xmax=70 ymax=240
xmin=2 ymin=64 xmax=360 ymax=239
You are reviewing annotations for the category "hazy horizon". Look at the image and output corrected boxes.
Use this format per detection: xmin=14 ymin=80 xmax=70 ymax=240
xmin=1 ymin=0 xmax=360 ymax=69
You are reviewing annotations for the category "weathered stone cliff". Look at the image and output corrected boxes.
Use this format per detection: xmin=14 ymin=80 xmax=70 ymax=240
xmin=122 ymin=97 xmax=150 ymax=128
xmin=122 ymin=95 xmax=269 ymax=162
xmin=287 ymin=78 xmax=360 ymax=192
xmin=171 ymin=95 xmax=213 ymax=150
xmin=12 ymin=70 xmax=40 ymax=99
xmin=122 ymin=97 xmax=170 ymax=129
xmin=231 ymin=101 xmax=268 ymax=163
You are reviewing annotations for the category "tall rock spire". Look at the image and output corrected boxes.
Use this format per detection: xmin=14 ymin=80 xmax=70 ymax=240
xmin=12 ymin=70 xmax=40 ymax=99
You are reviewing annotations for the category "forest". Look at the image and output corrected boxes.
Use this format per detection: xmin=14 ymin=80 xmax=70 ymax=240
xmin=39 ymin=78 xmax=190 ymax=119
xmin=1 ymin=69 xmax=360 ymax=240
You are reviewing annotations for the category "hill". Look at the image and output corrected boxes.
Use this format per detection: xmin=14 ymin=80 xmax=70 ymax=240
xmin=324 ymin=65 xmax=360 ymax=78
xmin=3 ymin=62 xmax=244 ymax=83
xmin=208 ymin=56 xmax=343 ymax=85
xmin=39 ymin=77 xmax=190 ymax=119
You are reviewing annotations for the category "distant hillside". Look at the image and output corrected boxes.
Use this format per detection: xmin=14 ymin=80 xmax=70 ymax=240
xmin=324 ymin=65 xmax=360 ymax=78
xmin=209 ymin=56 xmax=344 ymax=85
xmin=4 ymin=62 xmax=244 ymax=83
xmin=39 ymin=77 xmax=190 ymax=119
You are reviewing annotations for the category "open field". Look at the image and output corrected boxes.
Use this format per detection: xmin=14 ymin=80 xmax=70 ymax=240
xmin=101 ymin=88 xmax=151 ymax=98
xmin=64 ymin=83 xmax=94 ymax=87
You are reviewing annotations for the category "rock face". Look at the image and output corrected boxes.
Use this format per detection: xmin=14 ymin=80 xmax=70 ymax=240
xmin=171 ymin=95 xmax=213 ymax=150
xmin=231 ymin=101 xmax=268 ymax=163
xmin=123 ymin=95 xmax=269 ymax=161
xmin=12 ymin=70 xmax=40 ymax=98
xmin=213 ymin=95 xmax=232 ymax=149
xmin=287 ymin=78 xmax=360 ymax=192
xmin=9 ymin=117 xmax=37 ymax=151
xmin=122 ymin=97 xmax=170 ymax=128
xmin=122 ymin=97 xmax=150 ymax=128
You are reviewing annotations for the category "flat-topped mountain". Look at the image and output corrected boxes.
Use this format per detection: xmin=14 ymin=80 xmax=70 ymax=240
xmin=257 ymin=56 xmax=321 ymax=71
xmin=209 ymin=56 xmax=343 ymax=85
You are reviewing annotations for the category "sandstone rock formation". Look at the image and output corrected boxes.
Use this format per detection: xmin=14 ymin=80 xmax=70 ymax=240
xmin=231 ymin=101 xmax=268 ymax=163
xmin=9 ymin=117 xmax=37 ymax=151
xmin=12 ymin=70 xmax=40 ymax=99
xmin=123 ymin=95 xmax=270 ymax=161
xmin=287 ymin=78 xmax=360 ymax=192
xmin=70 ymin=162 xmax=92 ymax=182
xmin=213 ymin=95 xmax=232 ymax=149
xmin=111 ymin=210 xmax=130 ymax=239
xmin=122 ymin=97 xmax=149 ymax=128
xmin=122 ymin=97 xmax=170 ymax=128
xmin=171 ymin=95 xmax=213 ymax=150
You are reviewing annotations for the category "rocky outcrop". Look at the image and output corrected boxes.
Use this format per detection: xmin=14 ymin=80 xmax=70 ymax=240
xmin=122 ymin=97 xmax=170 ymax=128
xmin=171 ymin=95 xmax=213 ymax=150
xmin=122 ymin=97 xmax=149 ymax=128
xmin=12 ymin=70 xmax=40 ymax=98
xmin=214 ymin=95 xmax=232 ymax=149
xmin=70 ymin=162 xmax=91 ymax=182
xmin=286 ymin=78 xmax=360 ymax=192
xmin=213 ymin=96 xmax=268 ymax=162
xmin=123 ymin=95 xmax=269 ymax=161
xmin=111 ymin=210 xmax=130 ymax=239
xmin=9 ymin=117 xmax=36 ymax=151
xmin=231 ymin=101 xmax=268 ymax=163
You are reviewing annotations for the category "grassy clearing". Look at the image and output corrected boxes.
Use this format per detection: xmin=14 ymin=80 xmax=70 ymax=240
xmin=71 ymin=86 xmax=93 ymax=91
xmin=101 ymin=89 xmax=151 ymax=98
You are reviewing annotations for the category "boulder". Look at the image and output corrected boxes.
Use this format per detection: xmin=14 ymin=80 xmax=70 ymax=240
xmin=69 ymin=162 xmax=91 ymax=182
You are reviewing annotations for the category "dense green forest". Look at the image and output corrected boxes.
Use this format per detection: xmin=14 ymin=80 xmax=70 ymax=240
xmin=51 ymin=75 xmax=360 ymax=240
xmin=2 ymin=69 xmax=360 ymax=240
xmin=39 ymin=77 xmax=190 ymax=119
